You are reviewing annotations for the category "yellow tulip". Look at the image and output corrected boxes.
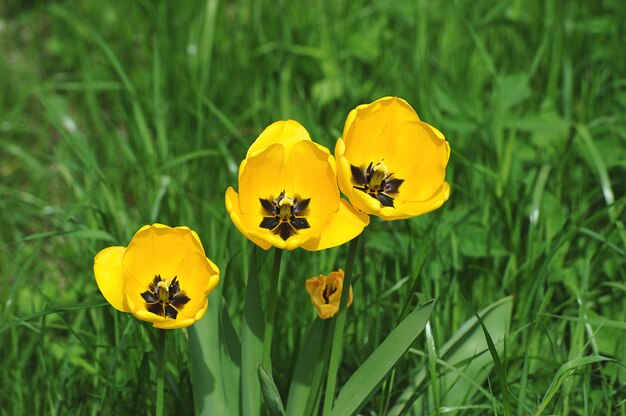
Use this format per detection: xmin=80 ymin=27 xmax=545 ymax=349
xmin=335 ymin=96 xmax=451 ymax=220
xmin=93 ymin=224 xmax=220 ymax=329
xmin=305 ymin=269 xmax=353 ymax=319
xmin=225 ymin=120 xmax=369 ymax=250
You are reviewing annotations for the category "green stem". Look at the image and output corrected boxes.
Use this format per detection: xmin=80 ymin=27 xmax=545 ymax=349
xmin=322 ymin=235 xmax=360 ymax=416
xmin=155 ymin=329 xmax=166 ymax=416
xmin=262 ymin=248 xmax=283 ymax=372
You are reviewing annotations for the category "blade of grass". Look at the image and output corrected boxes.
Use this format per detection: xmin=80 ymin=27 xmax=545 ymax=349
xmin=468 ymin=299 xmax=511 ymax=416
xmin=534 ymin=356 xmax=613 ymax=416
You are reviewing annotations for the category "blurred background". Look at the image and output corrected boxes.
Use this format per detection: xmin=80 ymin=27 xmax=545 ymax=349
xmin=1 ymin=0 xmax=625 ymax=414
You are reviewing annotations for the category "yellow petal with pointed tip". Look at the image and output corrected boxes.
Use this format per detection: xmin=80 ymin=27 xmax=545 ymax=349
xmin=247 ymin=120 xmax=311 ymax=158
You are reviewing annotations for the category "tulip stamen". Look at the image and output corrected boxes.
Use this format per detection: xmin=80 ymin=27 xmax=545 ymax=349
xmin=259 ymin=190 xmax=311 ymax=241
xmin=322 ymin=282 xmax=338 ymax=303
xmin=141 ymin=275 xmax=191 ymax=319
xmin=351 ymin=161 xmax=404 ymax=207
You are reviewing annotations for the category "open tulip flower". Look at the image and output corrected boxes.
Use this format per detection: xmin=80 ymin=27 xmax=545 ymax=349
xmin=225 ymin=120 xmax=369 ymax=250
xmin=305 ymin=269 xmax=353 ymax=319
xmin=94 ymin=224 xmax=220 ymax=329
xmin=335 ymin=96 xmax=451 ymax=220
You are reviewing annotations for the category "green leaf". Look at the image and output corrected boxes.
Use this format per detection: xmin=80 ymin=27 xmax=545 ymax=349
xmin=258 ymin=365 xmax=286 ymax=416
xmin=242 ymin=247 xmax=264 ymax=416
xmin=188 ymin=263 xmax=241 ymax=415
xmin=331 ymin=300 xmax=435 ymax=416
xmin=389 ymin=296 xmax=513 ymax=415
xmin=286 ymin=318 xmax=332 ymax=416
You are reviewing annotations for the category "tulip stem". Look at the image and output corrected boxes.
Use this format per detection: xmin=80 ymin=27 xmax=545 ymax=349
xmin=262 ymin=248 xmax=283 ymax=372
xmin=322 ymin=235 xmax=360 ymax=416
xmin=155 ymin=329 xmax=166 ymax=416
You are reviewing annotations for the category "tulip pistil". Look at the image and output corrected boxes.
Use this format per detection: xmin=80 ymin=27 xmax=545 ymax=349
xmin=351 ymin=161 xmax=404 ymax=207
xmin=259 ymin=190 xmax=311 ymax=241
xmin=141 ymin=275 xmax=191 ymax=319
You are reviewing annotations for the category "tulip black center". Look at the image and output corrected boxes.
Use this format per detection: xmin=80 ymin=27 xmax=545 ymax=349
xmin=141 ymin=275 xmax=191 ymax=319
xmin=351 ymin=160 xmax=404 ymax=208
xmin=259 ymin=190 xmax=311 ymax=241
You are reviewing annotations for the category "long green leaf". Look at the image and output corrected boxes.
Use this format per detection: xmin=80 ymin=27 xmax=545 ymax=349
xmin=188 ymin=256 xmax=241 ymax=415
xmin=331 ymin=300 xmax=435 ymax=416
xmin=258 ymin=365 xmax=286 ymax=416
xmin=286 ymin=318 xmax=332 ymax=416
xmin=242 ymin=247 xmax=264 ymax=416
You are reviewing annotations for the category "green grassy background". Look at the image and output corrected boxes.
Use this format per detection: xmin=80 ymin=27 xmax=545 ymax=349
xmin=1 ymin=0 xmax=625 ymax=414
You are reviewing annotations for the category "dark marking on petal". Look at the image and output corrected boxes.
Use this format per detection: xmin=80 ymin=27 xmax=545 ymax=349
xmin=350 ymin=165 xmax=367 ymax=185
xmin=141 ymin=290 xmax=158 ymax=303
xmin=277 ymin=222 xmax=294 ymax=241
xmin=377 ymin=193 xmax=395 ymax=207
xmin=147 ymin=303 xmax=165 ymax=317
xmin=169 ymin=277 xmax=181 ymax=296
xmin=149 ymin=275 xmax=161 ymax=292
xmin=259 ymin=198 xmax=277 ymax=215
xmin=293 ymin=198 xmax=310 ymax=215
xmin=384 ymin=178 xmax=404 ymax=193
xmin=365 ymin=162 xmax=374 ymax=182
xmin=164 ymin=305 xmax=178 ymax=319
xmin=260 ymin=217 xmax=280 ymax=230
xmin=170 ymin=292 xmax=191 ymax=307
xmin=290 ymin=217 xmax=310 ymax=230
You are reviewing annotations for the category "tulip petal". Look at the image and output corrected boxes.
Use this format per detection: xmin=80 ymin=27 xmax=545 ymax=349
xmin=394 ymin=182 xmax=451 ymax=219
xmin=173 ymin=250 xmax=220 ymax=316
xmin=398 ymin=140 xmax=450 ymax=202
xmin=375 ymin=121 xmax=446 ymax=179
xmin=301 ymin=199 xmax=369 ymax=251
xmin=239 ymin=144 xmax=286 ymax=215
xmin=247 ymin=120 xmax=312 ymax=157
xmin=122 ymin=225 xmax=196 ymax=286
xmin=94 ymin=246 xmax=129 ymax=312
xmin=226 ymin=187 xmax=273 ymax=250
xmin=176 ymin=226 xmax=206 ymax=256
xmin=343 ymin=97 xmax=420 ymax=166
xmin=288 ymin=140 xmax=340 ymax=216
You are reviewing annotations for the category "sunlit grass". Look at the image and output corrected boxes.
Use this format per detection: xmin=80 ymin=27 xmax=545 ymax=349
xmin=1 ymin=0 xmax=625 ymax=414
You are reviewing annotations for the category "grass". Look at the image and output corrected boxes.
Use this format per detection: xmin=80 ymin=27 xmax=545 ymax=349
xmin=1 ymin=0 xmax=625 ymax=414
